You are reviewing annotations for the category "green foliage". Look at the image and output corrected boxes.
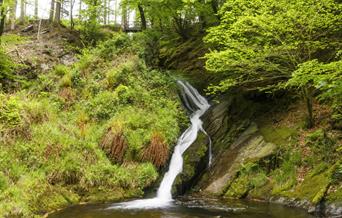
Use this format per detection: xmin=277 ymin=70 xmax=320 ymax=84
xmin=0 ymin=48 xmax=21 ymax=90
xmin=288 ymin=164 xmax=336 ymax=204
xmin=97 ymin=33 xmax=131 ymax=58
xmin=123 ymin=0 xmax=218 ymax=39
xmin=0 ymin=94 xmax=22 ymax=129
xmin=53 ymin=64 xmax=70 ymax=76
xmin=225 ymin=162 xmax=268 ymax=198
xmin=80 ymin=0 xmax=108 ymax=45
xmin=271 ymin=150 xmax=301 ymax=194
xmin=287 ymin=59 xmax=342 ymax=128
xmin=0 ymin=34 xmax=26 ymax=47
xmin=205 ymin=0 xmax=341 ymax=94
xmin=86 ymin=91 xmax=118 ymax=120
xmin=0 ymin=32 xmax=186 ymax=216
xmin=305 ymin=129 xmax=337 ymax=163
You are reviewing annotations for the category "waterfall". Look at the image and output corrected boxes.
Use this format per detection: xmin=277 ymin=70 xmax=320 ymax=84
xmin=108 ymin=81 xmax=211 ymax=210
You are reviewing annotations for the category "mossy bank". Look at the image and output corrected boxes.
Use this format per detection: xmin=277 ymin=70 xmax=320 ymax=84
xmin=0 ymin=33 xmax=187 ymax=217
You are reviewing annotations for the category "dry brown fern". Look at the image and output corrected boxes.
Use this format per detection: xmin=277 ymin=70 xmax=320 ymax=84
xmin=100 ymin=126 xmax=127 ymax=164
xmin=141 ymin=132 xmax=169 ymax=168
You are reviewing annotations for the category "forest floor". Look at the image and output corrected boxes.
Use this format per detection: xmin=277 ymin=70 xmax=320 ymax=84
xmin=3 ymin=22 xmax=80 ymax=77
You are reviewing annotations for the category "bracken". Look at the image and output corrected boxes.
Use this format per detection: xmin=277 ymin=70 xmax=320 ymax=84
xmin=141 ymin=132 xmax=169 ymax=168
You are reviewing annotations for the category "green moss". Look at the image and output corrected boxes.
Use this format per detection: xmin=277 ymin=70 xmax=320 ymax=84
xmin=326 ymin=186 xmax=342 ymax=203
xmin=225 ymin=162 xmax=269 ymax=199
xmin=84 ymin=187 xmax=136 ymax=203
xmin=271 ymin=151 xmax=301 ymax=195
xmin=249 ymin=180 xmax=273 ymax=199
xmin=34 ymin=187 xmax=80 ymax=213
xmin=259 ymin=125 xmax=297 ymax=146
xmin=286 ymin=165 xmax=335 ymax=204
xmin=225 ymin=174 xmax=250 ymax=198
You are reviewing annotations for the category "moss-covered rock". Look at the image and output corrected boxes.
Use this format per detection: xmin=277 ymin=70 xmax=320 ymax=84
xmin=225 ymin=174 xmax=250 ymax=198
xmin=327 ymin=186 xmax=342 ymax=203
xmin=201 ymin=122 xmax=276 ymax=195
xmin=34 ymin=186 xmax=80 ymax=214
xmin=174 ymin=132 xmax=209 ymax=195
xmin=284 ymin=164 xmax=336 ymax=204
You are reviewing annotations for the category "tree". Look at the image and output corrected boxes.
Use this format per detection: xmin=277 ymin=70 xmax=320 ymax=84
xmin=54 ymin=0 xmax=62 ymax=23
xmin=103 ymin=0 xmax=107 ymax=24
xmin=78 ymin=0 xmax=82 ymax=19
xmin=19 ymin=0 xmax=25 ymax=23
xmin=9 ymin=0 xmax=16 ymax=30
xmin=286 ymin=60 xmax=342 ymax=128
xmin=204 ymin=0 xmax=341 ymax=127
xmin=81 ymin=0 xmax=103 ymax=44
xmin=34 ymin=0 xmax=38 ymax=18
xmin=49 ymin=0 xmax=55 ymax=22
xmin=70 ymin=0 xmax=76 ymax=28
xmin=0 ymin=0 xmax=5 ymax=38
xmin=121 ymin=0 xmax=128 ymax=30
xmin=137 ymin=4 xmax=146 ymax=30
xmin=122 ymin=0 xmax=218 ymax=38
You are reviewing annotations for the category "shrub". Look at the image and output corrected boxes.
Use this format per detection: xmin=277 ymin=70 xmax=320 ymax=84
xmin=0 ymin=49 xmax=20 ymax=90
xmin=0 ymin=94 xmax=22 ymax=128
xmin=53 ymin=65 xmax=70 ymax=76
xmin=85 ymin=91 xmax=118 ymax=120
xmin=97 ymin=33 xmax=131 ymax=59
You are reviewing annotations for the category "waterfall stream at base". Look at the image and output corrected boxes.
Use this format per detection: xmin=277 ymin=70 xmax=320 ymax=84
xmin=108 ymin=81 xmax=211 ymax=210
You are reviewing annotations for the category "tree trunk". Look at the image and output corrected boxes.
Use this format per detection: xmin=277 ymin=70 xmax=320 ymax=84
xmin=0 ymin=0 xmax=5 ymax=38
xmin=103 ymin=0 xmax=107 ymax=25
xmin=78 ymin=0 xmax=82 ymax=19
xmin=10 ymin=0 xmax=17 ymax=30
xmin=20 ymin=0 xmax=25 ymax=23
xmin=34 ymin=0 xmax=38 ymax=19
xmin=138 ymin=4 xmax=146 ymax=30
xmin=54 ymin=0 xmax=62 ymax=24
xmin=70 ymin=0 xmax=75 ymax=28
xmin=107 ymin=0 xmax=110 ymax=24
xmin=49 ymin=0 xmax=55 ymax=22
xmin=303 ymin=86 xmax=314 ymax=128
xmin=121 ymin=4 xmax=128 ymax=31
xmin=211 ymin=0 xmax=219 ymax=14
xmin=113 ymin=0 xmax=117 ymax=25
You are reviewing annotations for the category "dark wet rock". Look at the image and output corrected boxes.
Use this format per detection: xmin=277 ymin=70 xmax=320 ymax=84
xmin=323 ymin=202 xmax=342 ymax=217
xmin=174 ymin=132 xmax=210 ymax=195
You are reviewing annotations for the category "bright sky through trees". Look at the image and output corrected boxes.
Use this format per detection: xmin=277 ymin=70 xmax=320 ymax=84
xmin=16 ymin=0 xmax=125 ymax=24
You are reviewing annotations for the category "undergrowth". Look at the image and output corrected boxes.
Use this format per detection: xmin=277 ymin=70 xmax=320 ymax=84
xmin=0 ymin=33 xmax=186 ymax=217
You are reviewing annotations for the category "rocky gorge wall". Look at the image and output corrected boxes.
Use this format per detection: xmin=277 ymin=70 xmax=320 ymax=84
xmin=176 ymin=94 xmax=342 ymax=217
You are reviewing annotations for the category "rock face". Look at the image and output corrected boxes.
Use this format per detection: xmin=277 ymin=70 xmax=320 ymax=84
xmin=175 ymin=94 xmax=342 ymax=217
xmin=175 ymin=94 xmax=257 ymax=194
xmin=201 ymin=123 xmax=276 ymax=195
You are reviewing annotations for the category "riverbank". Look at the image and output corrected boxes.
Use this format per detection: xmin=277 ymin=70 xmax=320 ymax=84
xmin=178 ymin=94 xmax=341 ymax=217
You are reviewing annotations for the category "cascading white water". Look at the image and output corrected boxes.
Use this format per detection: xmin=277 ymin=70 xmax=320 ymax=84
xmin=108 ymin=81 xmax=211 ymax=210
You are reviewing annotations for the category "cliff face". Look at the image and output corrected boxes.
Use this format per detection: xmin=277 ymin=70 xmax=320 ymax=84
xmin=177 ymin=94 xmax=342 ymax=217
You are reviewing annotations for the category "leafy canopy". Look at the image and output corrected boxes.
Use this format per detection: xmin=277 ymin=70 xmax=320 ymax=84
xmin=204 ymin=0 xmax=341 ymax=94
